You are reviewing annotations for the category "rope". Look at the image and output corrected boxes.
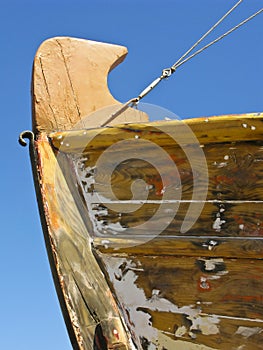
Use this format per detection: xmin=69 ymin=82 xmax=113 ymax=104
xmin=102 ymin=1 xmax=263 ymax=126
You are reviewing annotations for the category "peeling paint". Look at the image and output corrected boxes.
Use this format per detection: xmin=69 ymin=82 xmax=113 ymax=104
xmin=175 ymin=325 xmax=187 ymax=337
xmin=203 ymin=259 xmax=224 ymax=272
xmin=75 ymin=159 xmax=129 ymax=237
xmin=100 ymin=256 xmax=221 ymax=349
xmin=235 ymin=326 xmax=262 ymax=338
xmin=212 ymin=217 xmax=226 ymax=231
xmin=157 ymin=332 xmax=217 ymax=350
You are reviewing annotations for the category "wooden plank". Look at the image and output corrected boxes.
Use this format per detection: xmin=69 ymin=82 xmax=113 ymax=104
xmin=35 ymin=137 xmax=132 ymax=350
xmin=50 ymin=112 xmax=263 ymax=152
xmin=69 ymin=140 xmax=263 ymax=201
xmin=93 ymin=236 xmax=263 ymax=259
xmin=51 ymin=133 xmax=263 ymax=254
xmin=95 ymin=251 xmax=263 ymax=350
xmin=89 ymin=201 xmax=263 ymax=237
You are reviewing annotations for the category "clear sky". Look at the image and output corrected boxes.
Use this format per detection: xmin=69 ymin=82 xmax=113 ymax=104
xmin=1 ymin=1 xmax=262 ymax=349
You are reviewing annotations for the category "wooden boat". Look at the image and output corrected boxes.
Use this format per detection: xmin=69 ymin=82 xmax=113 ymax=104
xmin=20 ymin=36 xmax=263 ymax=350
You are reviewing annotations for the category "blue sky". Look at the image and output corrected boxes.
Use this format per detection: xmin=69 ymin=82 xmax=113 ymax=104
xmin=1 ymin=1 xmax=262 ymax=349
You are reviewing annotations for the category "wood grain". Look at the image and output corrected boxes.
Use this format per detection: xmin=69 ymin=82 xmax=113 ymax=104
xmin=95 ymin=251 xmax=263 ymax=350
xmin=70 ymin=141 xmax=263 ymax=201
xmin=30 ymin=36 xmax=263 ymax=350
xmin=50 ymin=112 xmax=263 ymax=152
xmin=35 ymin=137 xmax=132 ymax=350
xmin=51 ymin=119 xmax=263 ymax=247
xmin=32 ymin=37 xmax=148 ymax=133
xmin=49 ymin=112 xmax=263 ymax=348
xmin=93 ymin=236 xmax=263 ymax=259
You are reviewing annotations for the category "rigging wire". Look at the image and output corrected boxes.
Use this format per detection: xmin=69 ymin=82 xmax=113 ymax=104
xmin=172 ymin=0 xmax=243 ymax=68
xmin=101 ymin=1 xmax=263 ymax=127
xmin=174 ymin=6 xmax=263 ymax=70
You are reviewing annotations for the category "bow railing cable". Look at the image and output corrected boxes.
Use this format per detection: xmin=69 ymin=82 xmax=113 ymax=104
xmin=101 ymin=2 xmax=263 ymax=127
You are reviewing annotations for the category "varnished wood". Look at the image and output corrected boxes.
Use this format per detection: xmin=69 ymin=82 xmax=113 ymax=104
xmin=29 ymin=36 xmax=263 ymax=350
xmin=50 ymin=112 xmax=263 ymax=151
xmin=50 ymin=112 xmax=263 ymax=348
xmin=51 ymin=118 xmax=263 ymax=249
xmin=35 ymin=136 xmax=131 ymax=349
xmin=93 ymin=236 xmax=263 ymax=259
xmin=95 ymin=251 xmax=263 ymax=350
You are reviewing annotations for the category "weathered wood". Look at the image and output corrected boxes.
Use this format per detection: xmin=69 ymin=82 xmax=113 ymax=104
xmin=32 ymin=37 xmax=148 ymax=133
xmin=93 ymin=236 xmax=263 ymax=259
xmin=30 ymin=36 xmax=263 ymax=350
xmin=69 ymin=139 xmax=263 ymax=201
xmin=95 ymin=251 xmax=263 ymax=350
xmin=50 ymin=119 xmax=263 ymax=254
xmin=50 ymin=112 xmax=263 ymax=152
xmin=35 ymin=136 xmax=132 ymax=350
xmin=90 ymin=201 xmax=263 ymax=237
xmin=49 ymin=111 xmax=263 ymax=348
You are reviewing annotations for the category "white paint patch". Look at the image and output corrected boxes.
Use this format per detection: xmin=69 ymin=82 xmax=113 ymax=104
xmin=199 ymin=259 xmax=228 ymax=282
xmin=151 ymin=289 xmax=160 ymax=297
xmin=206 ymin=240 xmax=218 ymax=251
xmin=175 ymin=326 xmax=187 ymax=337
xmin=107 ymin=222 xmax=126 ymax=234
xmin=212 ymin=217 xmax=226 ymax=231
xmin=75 ymin=160 xmax=129 ymax=238
xmin=204 ymin=258 xmax=224 ymax=271
xmin=191 ymin=315 xmax=219 ymax=335
xmin=101 ymin=240 xmax=110 ymax=249
xmin=236 ymin=326 xmax=262 ymax=338
xmin=101 ymin=256 xmax=221 ymax=348
xmin=217 ymin=162 xmax=228 ymax=168
xmin=236 ymin=346 xmax=246 ymax=350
